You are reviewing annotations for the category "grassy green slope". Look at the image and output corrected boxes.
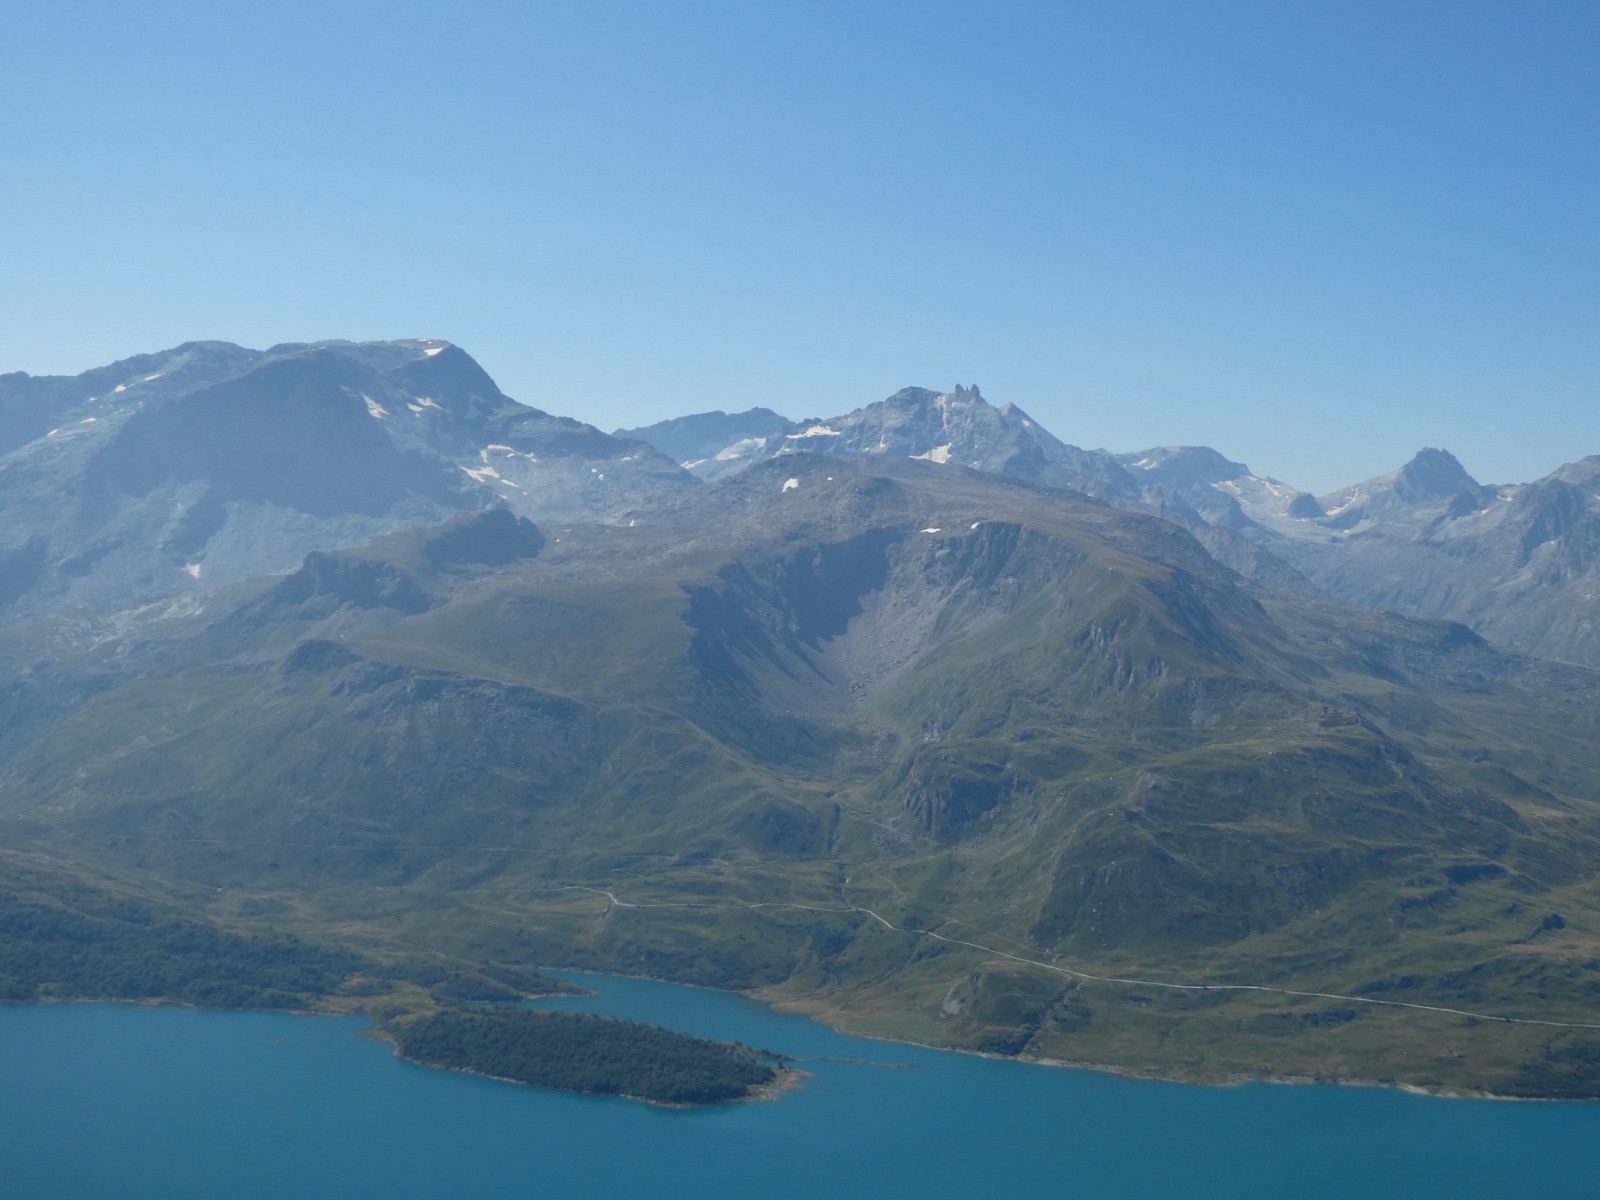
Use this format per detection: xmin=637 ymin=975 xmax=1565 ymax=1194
xmin=6 ymin=457 xmax=1600 ymax=1094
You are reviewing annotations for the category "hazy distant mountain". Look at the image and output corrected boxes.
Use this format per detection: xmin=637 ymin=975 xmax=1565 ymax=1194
xmin=627 ymin=386 xmax=1600 ymax=669
xmin=628 ymin=390 xmax=1317 ymax=593
xmin=1289 ymin=452 xmax=1600 ymax=665
xmin=1120 ymin=444 xmax=1600 ymax=668
xmin=0 ymin=339 xmax=693 ymax=616
xmin=614 ymin=408 xmax=798 ymax=478
xmin=1116 ymin=445 xmax=1325 ymax=532
xmin=1316 ymin=447 xmax=1486 ymax=527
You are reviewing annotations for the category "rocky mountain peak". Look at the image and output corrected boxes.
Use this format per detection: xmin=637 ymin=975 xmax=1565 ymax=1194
xmin=1318 ymin=447 xmax=1480 ymax=522
xmin=1393 ymin=447 xmax=1479 ymax=504
xmin=872 ymin=384 xmax=997 ymax=418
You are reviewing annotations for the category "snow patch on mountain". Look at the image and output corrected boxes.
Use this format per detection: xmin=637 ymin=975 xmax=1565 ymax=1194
xmin=716 ymin=437 xmax=767 ymax=461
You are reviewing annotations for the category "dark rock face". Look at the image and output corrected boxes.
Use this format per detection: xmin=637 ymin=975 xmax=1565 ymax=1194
xmin=272 ymin=552 xmax=434 ymax=616
xmin=896 ymin=748 xmax=1014 ymax=841
xmin=684 ymin=527 xmax=902 ymax=694
xmin=420 ymin=508 xmax=545 ymax=569
xmin=1388 ymin=448 xmax=1480 ymax=506
xmin=1286 ymin=492 xmax=1325 ymax=519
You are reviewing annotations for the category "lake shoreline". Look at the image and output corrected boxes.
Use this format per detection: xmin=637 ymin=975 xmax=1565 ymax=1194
xmin=10 ymin=981 xmax=1600 ymax=1197
xmin=810 ymin=1016 xmax=1589 ymax=1104
xmin=527 ymin=964 xmax=1591 ymax=1103
xmin=6 ymin=976 xmax=1587 ymax=1103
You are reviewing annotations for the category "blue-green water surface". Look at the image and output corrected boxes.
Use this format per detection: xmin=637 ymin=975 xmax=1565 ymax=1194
xmin=3 ymin=972 xmax=1597 ymax=1199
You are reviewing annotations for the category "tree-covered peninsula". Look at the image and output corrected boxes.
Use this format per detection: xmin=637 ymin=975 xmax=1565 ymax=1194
xmin=390 ymin=1008 xmax=790 ymax=1105
xmin=0 ymin=868 xmax=797 ymax=1107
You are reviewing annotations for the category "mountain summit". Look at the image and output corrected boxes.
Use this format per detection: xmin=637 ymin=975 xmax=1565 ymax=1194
xmin=0 ymin=339 xmax=692 ymax=614
xmin=1318 ymin=447 xmax=1482 ymax=524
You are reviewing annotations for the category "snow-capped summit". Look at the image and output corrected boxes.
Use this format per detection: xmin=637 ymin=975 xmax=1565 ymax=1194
xmin=629 ymin=384 xmax=1140 ymax=502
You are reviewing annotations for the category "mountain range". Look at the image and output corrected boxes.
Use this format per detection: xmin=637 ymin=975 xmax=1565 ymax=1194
xmin=4 ymin=340 xmax=1600 ymax=1097
xmin=624 ymin=392 xmax=1600 ymax=670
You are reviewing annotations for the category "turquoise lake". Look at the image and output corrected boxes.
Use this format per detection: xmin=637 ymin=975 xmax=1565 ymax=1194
xmin=3 ymin=973 xmax=1598 ymax=1198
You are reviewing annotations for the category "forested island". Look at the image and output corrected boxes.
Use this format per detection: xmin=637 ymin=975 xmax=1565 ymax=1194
xmin=389 ymin=1008 xmax=793 ymax=1105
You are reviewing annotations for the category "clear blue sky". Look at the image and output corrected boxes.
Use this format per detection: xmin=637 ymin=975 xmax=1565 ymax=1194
xmin=3 ymin=1 xmax=1596 ymax=491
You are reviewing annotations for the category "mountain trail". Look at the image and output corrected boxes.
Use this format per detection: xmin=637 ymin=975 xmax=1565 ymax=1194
xmin=546 ymin=884 xmax=1600 ymax=1032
